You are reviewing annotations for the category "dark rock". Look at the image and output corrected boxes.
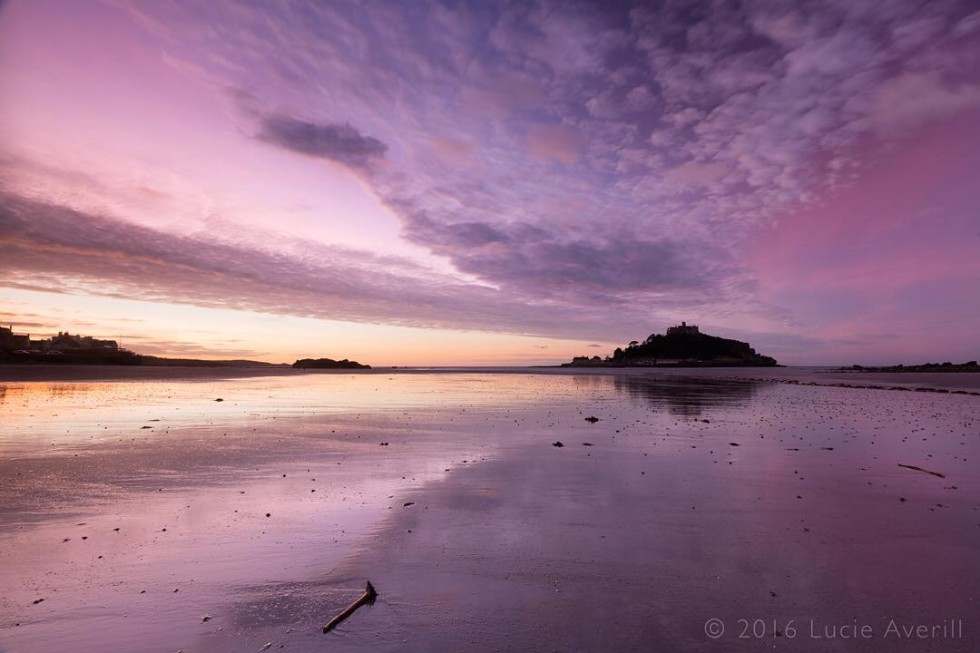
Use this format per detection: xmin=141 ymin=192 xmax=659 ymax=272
xmin=292 ymin=358 xmax=370 ymax=369
xmin=841 ymin=360 xmax=979 ymax=373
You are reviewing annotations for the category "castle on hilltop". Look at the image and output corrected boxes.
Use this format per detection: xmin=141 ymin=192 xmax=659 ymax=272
xmin=664 ymin=321 xmax=700 ymax=337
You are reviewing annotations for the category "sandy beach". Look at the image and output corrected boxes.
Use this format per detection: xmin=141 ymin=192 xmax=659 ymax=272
xmin=1 ymin=369 xmax=977 ymax=652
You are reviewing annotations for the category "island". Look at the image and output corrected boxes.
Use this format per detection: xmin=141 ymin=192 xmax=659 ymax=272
xmin=292 ymin=357 xmax=371 ymax=370
xmin=562 ymin=322 xmax=778 ymax=367
xmin=841 ymin=361 xmax=979 ymax=373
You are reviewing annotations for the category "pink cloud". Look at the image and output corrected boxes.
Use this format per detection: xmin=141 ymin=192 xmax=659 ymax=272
xmin=526 ymin=123 xmax=586 ymax=166
xmin=873 ymin=74 xmax=980 ymax=135
xmin=749 ymin=111 xmax=980 ymax=287
xmin=746 ymin=111 xmax=980 ymax=362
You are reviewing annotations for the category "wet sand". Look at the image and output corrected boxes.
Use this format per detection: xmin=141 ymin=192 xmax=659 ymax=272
xmin=0 ymin=364 xmax=303 ymax=383
xmin=1 ymin=371 xmax=977 ymax=652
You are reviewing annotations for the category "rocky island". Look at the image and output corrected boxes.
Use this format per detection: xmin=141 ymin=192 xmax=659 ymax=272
xmin=292 ymin=357 xmax=371 ymax=370
xmin=563 ymin=322 xmax=778 ymax=368
xmin=841 ymin=361 xmax=979 ymax=373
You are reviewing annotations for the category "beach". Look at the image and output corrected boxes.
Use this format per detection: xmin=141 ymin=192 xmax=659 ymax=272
xmin=1 ymin=368 xmax=977 ymax=652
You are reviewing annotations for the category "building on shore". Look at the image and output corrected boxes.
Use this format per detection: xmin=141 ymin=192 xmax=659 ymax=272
xmin=42 ymin=331 xmax=119 ymax=352
xmin=0 ymin=325 xmax=32 ymax=351
xmin=1 ymin=326 xmax=120 ymax=354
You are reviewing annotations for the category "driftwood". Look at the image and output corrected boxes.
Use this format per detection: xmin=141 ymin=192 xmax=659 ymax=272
xmin=897 ymin=463 xmax=945 ymax=479
xmin=322 ymin=581 xmax=377 ymax=634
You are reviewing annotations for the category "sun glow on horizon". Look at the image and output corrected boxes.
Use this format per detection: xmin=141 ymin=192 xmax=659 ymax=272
xmin=0 ymin=288 xmax=617 ymax=367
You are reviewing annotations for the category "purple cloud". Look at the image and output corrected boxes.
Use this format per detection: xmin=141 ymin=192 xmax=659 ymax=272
xmin=256 ymin=114 xmax=387 ymax=168
xmin=111 ymin=0 xmax=980 ymax=263
xmin=0 ymin=193 xmax=695 ymax=342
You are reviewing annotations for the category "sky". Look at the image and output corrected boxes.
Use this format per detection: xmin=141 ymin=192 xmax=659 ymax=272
xmin=1 ymin=0 xmax=978 ymax=366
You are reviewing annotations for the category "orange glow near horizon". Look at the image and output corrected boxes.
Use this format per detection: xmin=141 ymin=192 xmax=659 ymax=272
xmin=0 ymin=288 xmax=614 ymax=366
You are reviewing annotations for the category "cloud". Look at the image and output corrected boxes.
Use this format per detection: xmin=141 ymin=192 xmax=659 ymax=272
xmin=255 ymin=114 xmax=387 ymax=168
xmin=954 ymin=9 xmax=980 ymax=36
xmin=527 ymin=123 xmax=586 ymax=165
xmin=446 ymin=232 xmax=728 ymax=294
xmin=0 ymin=318 xmax=48 ymax=330
xmin=0 ymin=193 xmax=698 ymax=343
xmin=398 ymin=208 xmax=736 ymax=296
xmin=665 ymin=161 xmax=729 ymax=187
xmin=121 ymin=336 xmax=269 ymax=359
xmin=872 ymin=74 xmax=980 ymax=135
xmin=118 ymin=0 xmax=980 ymax=250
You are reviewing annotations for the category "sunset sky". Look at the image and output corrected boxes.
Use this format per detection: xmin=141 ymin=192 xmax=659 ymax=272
xmin=1 ymin=0 xmax=978 ymax=365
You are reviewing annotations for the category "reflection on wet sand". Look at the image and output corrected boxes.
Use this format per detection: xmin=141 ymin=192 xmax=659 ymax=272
xmin=0 ymin=382 xmax=90 ymax=412
xmin=613 ymin=374 xmax=759 ymax=416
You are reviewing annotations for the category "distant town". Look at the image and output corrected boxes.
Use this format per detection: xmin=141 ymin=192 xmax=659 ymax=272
xmin=0 ymin=324 xmax=369 ymax=369
xmin=1 ymin=324 xmax=122 ymax=354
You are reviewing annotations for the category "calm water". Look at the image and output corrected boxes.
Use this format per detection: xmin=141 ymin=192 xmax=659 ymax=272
xmin=1 ymin=370 xmax=977 ymax=652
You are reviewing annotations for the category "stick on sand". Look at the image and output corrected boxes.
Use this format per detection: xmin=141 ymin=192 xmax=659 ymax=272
xmin=322 ymin=581 xmax=378 ymax=634
xmin=897 ymin=463 xmax=945 ymax=479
